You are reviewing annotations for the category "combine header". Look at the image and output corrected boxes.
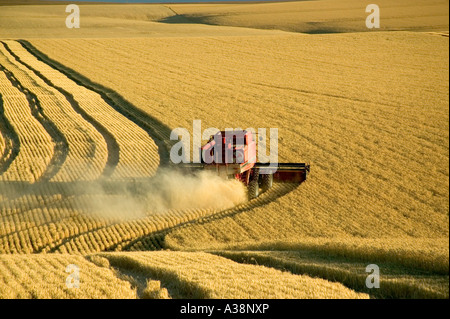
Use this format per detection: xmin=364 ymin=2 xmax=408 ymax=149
xmin=177 ymin=130 xmax=310 ymax=200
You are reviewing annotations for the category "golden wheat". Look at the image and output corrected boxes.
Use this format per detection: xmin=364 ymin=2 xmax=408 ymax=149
xmin=214 ymin=249 xmax=449 ymax=299
xmin=25 ymin=30 xmax=448 ymax=298
xmin=0 ymin=65 xmax=54 ymax=183
xmin=0 ymin=1 xmax=447 ymax=299
xmin=0 ymin=4 xmax=280 ymax=40
xmin=0 ymin=254 xmax=137 ymax=299
xmin=0 ymin=44 xmax=108 ymax=181
xmin=209 ymin=237 xmax=450 ymax=274
xmin=170 ymin=0 xmax=449 ymax=33
xmin=0 ymin=186 xmax=225 ymax=254
xmin=99 ymin=251 xmax=369 ymax=299
xmin=4 ymin=40 xmax=160 ymax=180
xmin=31 ymin=33 xmax=446 ymax=243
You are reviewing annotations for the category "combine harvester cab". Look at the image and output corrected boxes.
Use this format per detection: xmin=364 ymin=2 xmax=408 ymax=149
xmin=180 ymin=130 xmax=310 ymax=200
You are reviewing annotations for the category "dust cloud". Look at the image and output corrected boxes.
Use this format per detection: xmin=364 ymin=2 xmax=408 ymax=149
xmin=78 ymin=169 xmax=248 ymax=221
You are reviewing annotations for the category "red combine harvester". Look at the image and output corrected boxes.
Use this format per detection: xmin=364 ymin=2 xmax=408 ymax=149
xmin=178 ymin=130 xmax=310 ymax=200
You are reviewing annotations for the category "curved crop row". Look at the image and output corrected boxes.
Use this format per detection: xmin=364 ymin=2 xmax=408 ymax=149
xmin=215 ymin=249 xmax=449 ymax=299
xmin=3 ymin=40 xmax=160 ymax=180
xmin=0 ymin=44 xmax=107 ymax=182
xmin=0 ymin=175 xmax=297 ymax=254
xmin=0 ymin=195 xmax=217 ymax=254
xmin=50 ymin=206 xmax=218 ymax=254
xmin=0 ymin=66 xmax=54 ymax=183
xmin=0 ymin=92 xmax=19 ymax=176
xmin=0 ymin=52 xmax=68 ymax=183
xmin=0 ymin=254 xmax=137 ymax=299
xmin=101 ymin=251 xmax=369 ymax=299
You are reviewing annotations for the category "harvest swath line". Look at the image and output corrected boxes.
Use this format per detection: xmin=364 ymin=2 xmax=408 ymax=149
xmin=5 ymin=40 xmax=160 ymax=179
xmin=0 ymin=62 xmax=68 ymax=182
xmin=0 ymin=64 xmax=54 ymax=183
xmin=0 ymin=93 xmax=19 ymax=174
xmin=0 ymin=41 xmax=119 ymax=179
xmin=100 ymin=251 xmax=369 ymax=299
xmin=19 ymin=40 xmax=172 ymax=167
xmin=0 ymin=42 xmax=108 ymax=182
xmin=0 ymin=254 xmax=138 ymax=299
xmin=214 ymin=250 xmax=448 ymax=299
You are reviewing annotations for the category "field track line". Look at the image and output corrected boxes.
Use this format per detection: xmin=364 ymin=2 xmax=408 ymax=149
xmin=0 ymin=63 xmax=55 ymax=182
xmin=214 ymin=251 xmax=448 ymax=299
xmin=18 ymin=40 xmax=172 ymax=167
xmin=0 ymin=41 xmax=120 ymax=179
xmin=0 ymin=44 xmax=108 ymax=182
xmin=0 ymin=63 xmax=68 ymax=182
xmin=5 ymin=40 xmax=161 ymax=179
xmin=0 ymin=93 xmax=20 ymax=175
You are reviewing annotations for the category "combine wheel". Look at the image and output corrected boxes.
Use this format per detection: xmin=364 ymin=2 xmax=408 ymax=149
xmin=248 ymin=179 xmax=259 ymax=200
xmin=247 ymin=168 xmax=260 ymax=200
xmin=260 ymin=173 xmax=273 ymax=193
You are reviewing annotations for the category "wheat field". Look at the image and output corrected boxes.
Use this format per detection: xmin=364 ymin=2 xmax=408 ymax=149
xmin=0 ymin=0 xmax=448 ymax=299
xmin=170 ymin=0 xmax=449 ymax=33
